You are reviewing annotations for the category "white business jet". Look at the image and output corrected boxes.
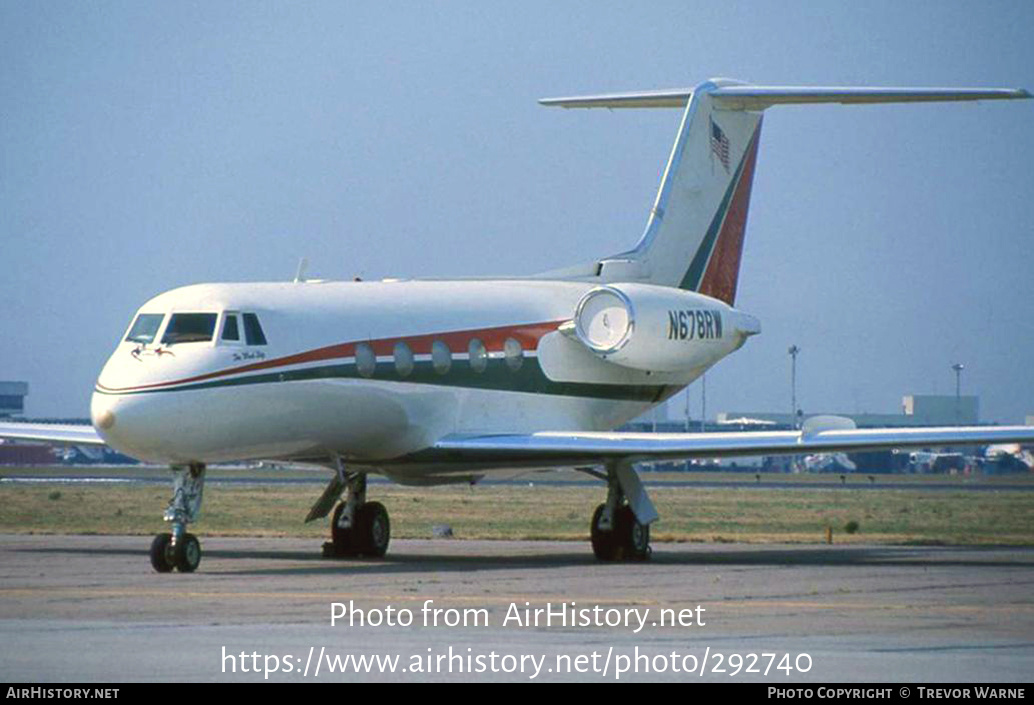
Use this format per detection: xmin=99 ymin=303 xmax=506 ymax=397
xmin=3 ymin=79 xmax=1032 ymax=573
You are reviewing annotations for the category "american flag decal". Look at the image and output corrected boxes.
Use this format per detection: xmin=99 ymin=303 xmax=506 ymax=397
xmin=710 ymin=116 xmax=730 ymax=171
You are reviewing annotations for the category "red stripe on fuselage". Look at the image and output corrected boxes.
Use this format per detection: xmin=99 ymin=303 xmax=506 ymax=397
xmin=97 ymin=319 xmax=566 ymax=393
xmin=698 ymin=120 xmax=763 ymax=306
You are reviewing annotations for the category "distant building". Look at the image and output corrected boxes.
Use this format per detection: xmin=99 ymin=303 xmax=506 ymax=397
xmin=0 ymin=380 xmax=53 ymax=464
xmin=902 ymin=395 xmax=979 ymax=426
xmin=0 ymin=381 xmax=28 ymax=418
xmin=718 ymin=394 xmax=980 ymax=429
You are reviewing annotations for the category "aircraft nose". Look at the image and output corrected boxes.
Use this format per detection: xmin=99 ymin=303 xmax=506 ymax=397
xmin=90 ymin=391 xmax=156 ymax=459
xmin=91 ymin=393 xmax=117 ymax=433
xmin=90 ymin=392 xmax=122 ymax=445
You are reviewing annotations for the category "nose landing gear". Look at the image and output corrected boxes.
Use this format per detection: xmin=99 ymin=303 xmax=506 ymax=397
xmin=150 ymin=463 xmax=206 ymax=573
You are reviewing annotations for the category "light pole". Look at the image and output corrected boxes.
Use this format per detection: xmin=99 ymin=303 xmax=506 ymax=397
xmin=788 ymin=345 xmax=800 ymax=430
xmin=684 ymin=385 xmax=691 ymax=433
xmin=952 ymin=363 xmax=964 ymax=425
xmin=701 ymin=373 xmax=707 ymax=433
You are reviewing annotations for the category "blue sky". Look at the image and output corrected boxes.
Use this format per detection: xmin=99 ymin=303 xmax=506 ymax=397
xmin=1 ymin=1 xmax=1032 ymax=422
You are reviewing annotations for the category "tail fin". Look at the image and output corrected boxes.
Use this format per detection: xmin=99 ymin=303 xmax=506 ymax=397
xmin=628 ymin=81 xmax=763 ymax=304
xmin=539 ymin=80 xmax=1029 ymax=306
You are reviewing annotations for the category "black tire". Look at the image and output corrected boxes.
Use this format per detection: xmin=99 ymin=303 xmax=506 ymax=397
xmin=150 ymin=533 xmax=175 ymax=573
xmin=590 ymin=504 xmax=619 ymax=561
xmin=355 ymin=502 xmax=390 ymax=558
xmin=616 ymin=505 xmax=651 ymax=561
xmin=330 ymin=503 xmax=355 ymax=557
xmin=173 ymin=533 xmax=202 ymax=573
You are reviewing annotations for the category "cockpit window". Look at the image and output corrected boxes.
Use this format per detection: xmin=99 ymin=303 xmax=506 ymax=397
xmin=221 ymin=314 xmax=240 ymax=342
xmin=125 ymin=314 xmax=165 ymax=344
xmin=161 ymin=313 xmax=218 ymax=345
xmin=242 ymin=313 xmax=267 ymax=346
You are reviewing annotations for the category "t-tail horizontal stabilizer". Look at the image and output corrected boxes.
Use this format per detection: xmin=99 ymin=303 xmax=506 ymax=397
xmin=539 ymin=84 xmax=1032 ymax=110
xmin=536 ymin=79 xmax=1030 ymax=307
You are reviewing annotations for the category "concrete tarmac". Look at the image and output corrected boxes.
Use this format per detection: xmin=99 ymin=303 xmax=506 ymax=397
xmin=1 ymin=534 xmax=1032 ymax=682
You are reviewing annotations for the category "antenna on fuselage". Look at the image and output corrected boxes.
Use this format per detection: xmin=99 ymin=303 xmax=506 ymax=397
xmin=294 ymin=257 xmax=309 ymax=283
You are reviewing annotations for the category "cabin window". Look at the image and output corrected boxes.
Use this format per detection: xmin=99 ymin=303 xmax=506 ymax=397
xmin=161 ymin=313 xmax=217 ymax=345
xmin=394 ymin=342 xmax=414 ymax=377
xmin=504 ymin=337 xmax=524 ymax=371
xmin=242 ymin=313 xmax=267 ymax=346
xmin=221 ymin=314 xmax=240 ymax=342
xmin=468 ymin=338 xmax=488 ymax=374
xmin=355 ymin=343 xmax=376 ymax=378
xmin=431 ymin=340 xmax=451 ymax=375
xmin=125 ymin=314 xmax=165 ymax=345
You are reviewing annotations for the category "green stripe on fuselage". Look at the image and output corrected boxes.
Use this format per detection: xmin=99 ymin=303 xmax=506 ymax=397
xmin=94 ymin=357 xmax=674 ymax=402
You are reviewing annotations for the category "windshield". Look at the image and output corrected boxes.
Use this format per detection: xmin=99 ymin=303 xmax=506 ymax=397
xmin=124 ymin=314 xmax=165 ymax=344
xmin=161 ymin=313 xmax=218 ymax=345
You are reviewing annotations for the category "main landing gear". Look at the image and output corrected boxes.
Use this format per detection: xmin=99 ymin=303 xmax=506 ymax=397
xmin=150 ymin=463 xmax=206 ymax=573
xmin=589 ymin=460 xmax=657 ymax=562
xmin=321 ymin=472 xmax=391 ymax=559
xmin=304 ymin=458 xmax=391 ymax=559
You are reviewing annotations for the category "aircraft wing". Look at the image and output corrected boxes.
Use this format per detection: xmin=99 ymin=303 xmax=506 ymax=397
xmin=0 ymin=422 xmax=106 ymax=446
xmin=4 ymin=421 xmax=1032 ymax=467
xmin=433 ymin=425 xmax=1034 ymax=466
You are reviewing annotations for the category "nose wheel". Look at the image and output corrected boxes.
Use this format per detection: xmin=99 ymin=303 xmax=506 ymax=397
xmin=150 ymin=532 xmax=202 ymax=573
xmin=150 ymin=463 xmax=206 ymax=573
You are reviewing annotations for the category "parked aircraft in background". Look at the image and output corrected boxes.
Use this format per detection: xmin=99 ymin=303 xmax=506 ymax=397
xmin=2 ymin=79 xmax=1032 ymax=573
xmin=907 ymin=451 xmax=966 ymax=474
xmin=803 ymin=453 xmax=857 ymax=474
xmin=984 ymin=444 xmax=1034 ymax=473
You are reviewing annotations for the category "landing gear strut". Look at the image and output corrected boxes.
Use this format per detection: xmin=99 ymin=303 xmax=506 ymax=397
xmin=590 ymin=460 xmax=653 ymax=561
xmin=150 ymin=463 xmax=206 ymax=573
xmin=322 ymin=472 xmax=391 ymax=558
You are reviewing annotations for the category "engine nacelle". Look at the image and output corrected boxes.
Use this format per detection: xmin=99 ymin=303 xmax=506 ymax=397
xmin=568 ymin=283 xmax=760 ymax=373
